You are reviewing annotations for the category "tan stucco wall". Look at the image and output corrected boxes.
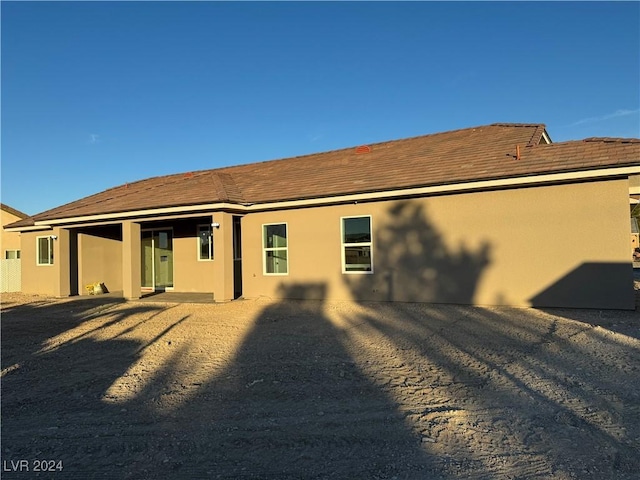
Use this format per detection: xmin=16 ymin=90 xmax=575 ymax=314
xmin=21 ymin=230 xmax=58 ymax=296
xmin=242 ymin=179 xmax=633 ymax=309
xmin=78 ymin=229 xmax=123 ymax=294
xmin=172 ymin=219 xmax=216 ymax=293
xmin=17 ymin=178 xmax=634 ymax=308
xmin=21 ymin=218 xmax=234 ymax=299
xmin=1 ymin=209 xmax=24 ymax=255
xmin=210 ymin=213 xmax=235 ymax=301
xmin=122 ymin=221 xmax=141 ymax=299
xmin=21 ymin=226 xmax=120 ymax=297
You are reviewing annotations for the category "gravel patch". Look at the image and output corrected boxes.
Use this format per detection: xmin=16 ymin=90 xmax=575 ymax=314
xmin=1 ymin=292 xmax=639 ymax=479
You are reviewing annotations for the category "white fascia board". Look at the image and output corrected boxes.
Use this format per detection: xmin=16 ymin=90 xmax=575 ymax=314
xmin=37 ymin=202 xmax=237 ymax=226
xmin=54 ymin=211 xmax=233 ymax=230
xmin=31 ymin=166 xmax=640 ymax=227
xmin=3 ymin=225 xmax=53 ymax=233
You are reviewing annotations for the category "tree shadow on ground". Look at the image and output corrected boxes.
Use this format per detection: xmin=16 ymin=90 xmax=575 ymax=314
xmin=532 ymin=305 xmax=640 ymax=341
xmin=1 ymin=295 xmax=143 ymax=375
xmin=121 ymin=284 xmax=451 ymax=479
xmin=333 ymin=302 xmax=640 ymax=479
xmin=1 ymin=289 xmax=458 ymax=479
xmin=1 ymin=297 xmax=172 ymax=480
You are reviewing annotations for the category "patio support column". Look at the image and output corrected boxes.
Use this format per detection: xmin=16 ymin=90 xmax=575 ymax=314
xmin=212 ymin=213 xmax=234 ymax=301
xmin=122 ymin=221 xmax=141 ymax=299
xmin=77 ymin=233 xmax=85 ymax=295
xmin=53 ymin=227 xmax=71 ymax=297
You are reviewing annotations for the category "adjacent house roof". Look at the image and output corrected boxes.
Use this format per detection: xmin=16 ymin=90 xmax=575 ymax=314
xmin=1 ymin=204 xmax=29 ymax=220
xmin=6 ymin=123 xmax=640 ymax=229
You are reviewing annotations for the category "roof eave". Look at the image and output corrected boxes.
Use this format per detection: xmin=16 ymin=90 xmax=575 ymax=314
xmin=22 ymin=165 xmax=638 ymax=229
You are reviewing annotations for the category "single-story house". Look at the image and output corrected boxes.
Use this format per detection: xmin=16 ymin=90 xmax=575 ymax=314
xmin=5 ymin=123 xmax=640 ymax=309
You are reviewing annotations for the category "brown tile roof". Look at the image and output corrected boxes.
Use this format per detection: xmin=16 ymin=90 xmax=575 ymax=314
xmin=6 ymin=123 xmax=640 ymax=228
xmin=1 ymin=203 xmax=29 ymax=220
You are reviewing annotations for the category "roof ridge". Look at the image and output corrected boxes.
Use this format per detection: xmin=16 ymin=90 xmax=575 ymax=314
xmin=526 ymin=125 xmax=548 ymax=146
xmin=532 ymin=137 xmax=640 ymax=147
xmin=216 ymin=123 xmax=547 ymax=172
xmin=210 ymin=172 xmax=231 ymax=202
xmin=490 ymin=122 xmax=545 ymax=128
xmin=93 ymin=123 xmax=547 ymax=192
xmin=215 ymin=171 xmax=246 ymax=203
xmin=582 ymin=137 xmax=640 ymax=144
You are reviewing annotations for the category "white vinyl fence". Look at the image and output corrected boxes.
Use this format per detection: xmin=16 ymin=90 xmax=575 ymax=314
xmin=1 ymin=259 xmax=21 ymax=292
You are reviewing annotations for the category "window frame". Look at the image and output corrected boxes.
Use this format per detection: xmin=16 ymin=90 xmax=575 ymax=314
xmin=5 ymin=250 xmax=20 ymax=260
xmin=197 ymin=224 xmax=214 ymax=261
xmin=262 ymin=222 xmax=288 ymax=276
xmin=36 ymin=236 xmax=54 ymax=266
xmin=341 ymin=215 xmax=373 ymax=274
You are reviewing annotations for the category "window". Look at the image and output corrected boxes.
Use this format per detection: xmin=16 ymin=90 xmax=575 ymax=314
xmin=5 ymin=250 xmax=20 ymax=260
xmin=37 ymin=236 xmax=54 ymax=265
xmin=197 ymin=225 xmax=213 ymax=260
xmin=342 ymin=216 xmax=373 ymax=273
xmin=263 ymin=223 xmax=288 ymax=274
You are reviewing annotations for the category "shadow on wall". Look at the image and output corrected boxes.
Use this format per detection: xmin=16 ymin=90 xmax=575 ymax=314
xmin=274 ymin=282 xmax=327 ymax=300
xmin=346 ymin=201 xmax=492 ymax=304
xmin=529 ymin=262 xmax=635 ymax=310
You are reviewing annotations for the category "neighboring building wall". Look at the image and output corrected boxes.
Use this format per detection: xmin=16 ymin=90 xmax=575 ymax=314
xmin=1 ymin=209 xmax=23 ymax=256
xmin=1 ymin=209 xmax=25 ymax=292
xmin=0 ymin=260 xmax=21 ymax=292
xmin=242 ymin=179 xmax=633 ymax=309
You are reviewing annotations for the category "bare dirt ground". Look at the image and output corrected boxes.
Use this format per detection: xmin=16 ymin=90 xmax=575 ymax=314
xmin=1 ymin=292 xmax=639 ymax=480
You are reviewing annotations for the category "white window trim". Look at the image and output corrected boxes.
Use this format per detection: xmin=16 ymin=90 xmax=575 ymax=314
xmin=341 ymin=215 xmax=373 ymax=274
xmin=197 ymin=224 xmax=214 ymax=261
xmin=262 ymin=222 xmax=288 ymax=276
xmin=36 ymin=236 xmax=54 ymax=266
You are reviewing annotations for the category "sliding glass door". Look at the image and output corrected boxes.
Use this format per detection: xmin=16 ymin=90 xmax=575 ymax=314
xmin=141 ymin=229 xmax=174 ymax=290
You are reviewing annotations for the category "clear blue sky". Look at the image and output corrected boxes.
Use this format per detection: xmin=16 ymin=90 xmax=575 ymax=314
xmin=2 ymin=1 xmax=639 ymax=216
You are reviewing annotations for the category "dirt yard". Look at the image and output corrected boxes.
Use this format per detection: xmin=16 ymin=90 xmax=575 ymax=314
xmin=1 ymin=292 xmax=639 ymax=480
